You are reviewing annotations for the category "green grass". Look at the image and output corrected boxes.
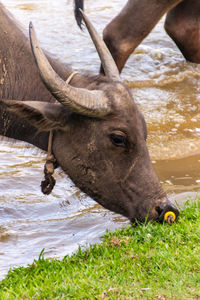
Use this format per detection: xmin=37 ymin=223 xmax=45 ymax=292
xmin=1 ymin=197 xmax=200 ymax=299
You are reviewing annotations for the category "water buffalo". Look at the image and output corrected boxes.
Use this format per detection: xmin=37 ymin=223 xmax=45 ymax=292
xmin=0 ymin=3 xmax=178 ymax=222
xmin=74 ymin=0 xmax=200 ymax=73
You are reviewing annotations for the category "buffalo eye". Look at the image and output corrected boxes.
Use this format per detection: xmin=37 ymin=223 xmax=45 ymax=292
xmin=110 ymin=132 xmax=127 ymax=148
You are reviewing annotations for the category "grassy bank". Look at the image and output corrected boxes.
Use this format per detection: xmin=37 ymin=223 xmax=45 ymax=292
xmin=1 ymin=197 xmax=200 ymax=299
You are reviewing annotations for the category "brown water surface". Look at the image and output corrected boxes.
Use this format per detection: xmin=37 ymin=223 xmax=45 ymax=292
xmin=0 ymin=0 xmax=199 ymax=279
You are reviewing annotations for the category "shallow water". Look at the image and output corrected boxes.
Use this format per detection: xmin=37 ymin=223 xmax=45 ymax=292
xmin=0 ymin=0 xmax=199 ymax=279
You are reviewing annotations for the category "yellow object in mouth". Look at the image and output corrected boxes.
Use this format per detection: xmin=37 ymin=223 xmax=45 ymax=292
xmin=164 ymin=211 xmax=176 ymax=223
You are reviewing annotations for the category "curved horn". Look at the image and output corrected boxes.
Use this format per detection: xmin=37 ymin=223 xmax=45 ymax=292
xmin=29 ymin=22 xmax=111 ymax=118
xmin=80 ymin=9 xmax=121 ymax=81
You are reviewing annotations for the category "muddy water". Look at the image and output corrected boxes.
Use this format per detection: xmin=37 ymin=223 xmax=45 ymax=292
xmin=0 ymin=0 xmax=199 ymax=279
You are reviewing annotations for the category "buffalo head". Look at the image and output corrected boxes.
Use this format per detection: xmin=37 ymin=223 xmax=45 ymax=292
xmin=2 ymin=11 xmax=179 ymax=222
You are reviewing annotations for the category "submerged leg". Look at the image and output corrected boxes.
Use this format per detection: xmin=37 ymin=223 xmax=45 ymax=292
xmin=165 ymin=0 xmax=200 ymax=63
xmin=102 ymin=0 xmax=182 ymax=73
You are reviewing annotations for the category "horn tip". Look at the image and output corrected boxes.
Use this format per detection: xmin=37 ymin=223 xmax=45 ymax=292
xmin=29 ymin=21 xmax=35 ymax=38
xmin=29 ymin=21 xmax=33 ymax=29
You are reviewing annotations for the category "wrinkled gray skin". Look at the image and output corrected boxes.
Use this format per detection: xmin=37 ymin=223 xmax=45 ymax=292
xmin=0 ymin=3 xmax=171 ymax=222
xmin=52 ymin=86 xmax=166 ymax=221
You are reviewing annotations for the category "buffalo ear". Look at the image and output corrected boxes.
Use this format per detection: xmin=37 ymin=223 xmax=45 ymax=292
xmin=1 ymin=100 xmax=70 ymax=131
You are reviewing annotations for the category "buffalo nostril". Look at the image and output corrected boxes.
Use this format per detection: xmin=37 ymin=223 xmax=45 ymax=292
xmin=157 ymin=200 xmax=179 ymax=224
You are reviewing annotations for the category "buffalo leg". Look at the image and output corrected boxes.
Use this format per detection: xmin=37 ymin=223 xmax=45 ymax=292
xmin=102 ymin=0 xmax=182 ymax=73
xmin=165 ymin=0 xmax=200 ymax=63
